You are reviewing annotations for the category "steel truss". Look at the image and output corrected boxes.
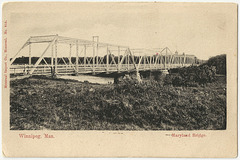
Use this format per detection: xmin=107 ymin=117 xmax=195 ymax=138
xmin=10 ymin=34 xmax=196 ymax=75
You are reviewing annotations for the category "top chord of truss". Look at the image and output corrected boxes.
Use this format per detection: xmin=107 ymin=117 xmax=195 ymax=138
xmin=28 ymin=34 xmax=129 ymax=48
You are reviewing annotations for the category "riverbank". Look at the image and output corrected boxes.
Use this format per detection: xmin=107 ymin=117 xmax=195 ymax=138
xmin=10 ymin=75 xmax=226 ymax=130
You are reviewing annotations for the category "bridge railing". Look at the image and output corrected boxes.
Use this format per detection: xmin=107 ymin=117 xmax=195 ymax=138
xmin=10 ymin=63 xmax=193 ymax=75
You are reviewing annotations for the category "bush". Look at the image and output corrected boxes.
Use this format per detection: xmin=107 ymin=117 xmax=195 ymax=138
xmin=165 ymin=65 xmax=216 ymax=86
xmin=204 ymin=54 xmax=226 ymax=75
xmin=166 ymin=54 xmax=225 ymax=86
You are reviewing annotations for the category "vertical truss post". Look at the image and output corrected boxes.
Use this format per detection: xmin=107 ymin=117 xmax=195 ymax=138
xmin=106 ymin=46 xmax=109 ymax=73
xmin=118 ymin=46 xmax=120 ymax=72
xmin=179 ymin=55 xmax=181 ymax=65
xmin=69 ymin=44 xmax=72 ymax=65
xmin=92 ymin=37 xmax=95 ymax=74
xmin=153 ymin=56 xmax=155 ymax=68
xmin=150 ymin=56 xmax=152 ymax=69
xmin=96 ymin=37 xmax=99 ymax=67
xmin=166 ymin=48 xmax=171 ymax=68
xmin=92 ymin=36 xmax=99 ymax=73
xmin=155 ymin=55 xmax=158 ymax=68
xmin=168 ymin=55 xmax=170 ymax=68
xmin=159 ymin=56 xmax=160 ymax=68
xmin=55 ymin=40 xmax=58 ymax=74
xmin=28 ymin=43 xmax=31 ymax=74
xmin=29 ymin=36 xmax=57 ymax=75
xmin=144 ymin=55 xmax=146 ymax=70
xmin=160 ymin=54 xmax=162 ymax=67
xmin=183 ymin=53 xmax=186 ymax=66
xmin=128 ymin=48 xmax=137 ymax=71
xmin=165 ymin=52 xmax=168 ymax=69
xmin=76 ymin=40 xmax=79 ymax=74
xmin=155 ymin=55 xmax=157 ymax=65
xmin=181 ymin=54 xmax=183 ymax=66
xmin=127 ymin=50 xmax=130 ymax=72
xmin=172 ymin=55 xmax=174 ymax=66
xmin=29 ymin=43 xmax=31 ymax=66
xmin=168 ymin=49 xmax=170 ymax=68
xmin=84 ymin=45 xmax=86 ymax=70
xmin=164 ymin=48 xmax=167 ymax=70
xmin=51 ymin=44 xmax=54 ymax=75
xmin=161 ymin=54 xmax=163 ymax=67
xmin=51 ymin=44 xmax=54 ymax=68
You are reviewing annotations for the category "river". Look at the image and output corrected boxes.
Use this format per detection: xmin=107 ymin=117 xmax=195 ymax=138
xmin=59 ymin=75 xmax=114 ymax=84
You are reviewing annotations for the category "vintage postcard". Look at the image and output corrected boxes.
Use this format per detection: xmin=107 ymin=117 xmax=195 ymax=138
xmin=2 ymin=2 xmax=237 ymax=158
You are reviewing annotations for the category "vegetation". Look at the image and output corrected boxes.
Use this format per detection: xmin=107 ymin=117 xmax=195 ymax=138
xmin=166 ymin=54 xmax=226 ymax=87
xmin=204 ymin=54 xmax=226 ymax=75
xmin=10 ymin=54 xmax=226 ymax=130
xmin=10 ymin=77 xmax=226 ymax=130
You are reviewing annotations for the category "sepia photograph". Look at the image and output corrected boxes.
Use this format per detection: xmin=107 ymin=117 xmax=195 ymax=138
xmin=9 ymin=3 xmax=227 ymax=131
xmin=2 ymin=2 xmax=237 ymax=158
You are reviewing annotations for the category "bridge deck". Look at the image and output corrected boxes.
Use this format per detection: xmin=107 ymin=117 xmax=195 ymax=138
xmin=10 ymin=64 xmax=191 ymax=75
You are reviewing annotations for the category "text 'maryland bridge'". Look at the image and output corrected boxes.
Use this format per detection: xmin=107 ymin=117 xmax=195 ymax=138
xmin=10 ymin=34 xmax=197 ymax=75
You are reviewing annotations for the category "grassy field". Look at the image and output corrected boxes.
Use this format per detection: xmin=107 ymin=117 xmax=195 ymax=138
xmin=10 ymin=74 xmax=226 ymax=130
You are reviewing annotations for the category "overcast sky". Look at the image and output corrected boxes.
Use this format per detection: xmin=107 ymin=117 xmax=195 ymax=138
xmin=6 ymin=2 xmax=237 ymax=60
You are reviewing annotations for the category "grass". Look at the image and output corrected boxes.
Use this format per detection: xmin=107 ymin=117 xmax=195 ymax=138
xmin=10 ymin=75 xmax=226 ymax=130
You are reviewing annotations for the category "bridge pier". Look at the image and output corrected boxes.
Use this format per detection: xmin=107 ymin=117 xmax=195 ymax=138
xmin=162 ymin=69 xmax=169 ymax=75
xmin=136 ymin=71 xmax=142 ymax=82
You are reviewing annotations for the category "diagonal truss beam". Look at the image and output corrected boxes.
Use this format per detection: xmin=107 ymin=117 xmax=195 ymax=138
xmin=10 ymin=38 xmax=30 ymax=65
xmin=29 ymin=36 xmax=57 ymax=74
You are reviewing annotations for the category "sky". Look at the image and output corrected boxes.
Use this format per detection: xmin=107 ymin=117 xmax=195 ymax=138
xmin=5 ymin=2 xmax=237 ymax=60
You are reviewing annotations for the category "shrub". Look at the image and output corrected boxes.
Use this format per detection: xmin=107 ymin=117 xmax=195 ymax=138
xmin=165 ymin=65 xmax=216 ymax=86
xmin=204 ymin=54 xmax=226 ymax=75
xmin=166 ymin=54 xmax=225 ymax=86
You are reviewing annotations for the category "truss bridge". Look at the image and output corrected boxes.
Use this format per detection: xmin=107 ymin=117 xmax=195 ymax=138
xmin=10 ymin=35 xmax=197 ymax=76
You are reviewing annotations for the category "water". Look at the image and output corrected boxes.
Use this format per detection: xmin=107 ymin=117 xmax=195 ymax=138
xmin=59 ymin=75 xmax=114 ymax=84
